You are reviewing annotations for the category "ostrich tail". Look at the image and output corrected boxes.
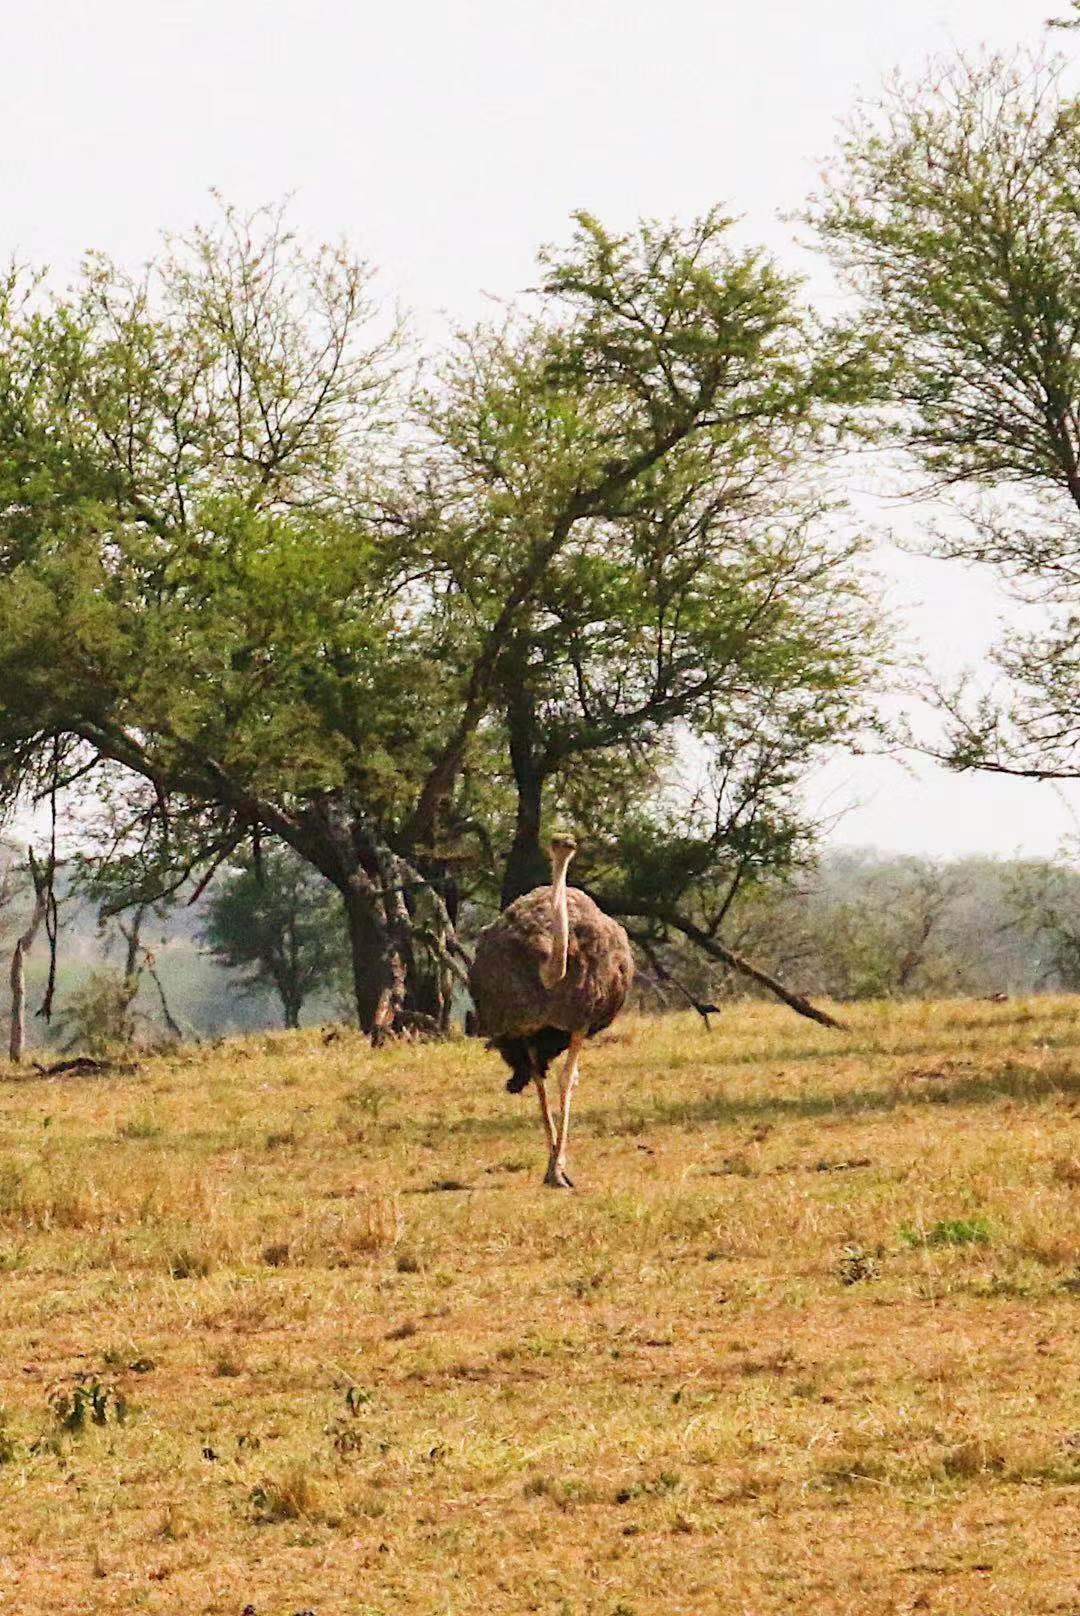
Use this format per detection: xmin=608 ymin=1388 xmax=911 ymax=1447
xmin=493 ymin=1029 xmax=573 ymax=1093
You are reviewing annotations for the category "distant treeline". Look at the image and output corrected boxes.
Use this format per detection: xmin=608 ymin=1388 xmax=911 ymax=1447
xmin=645 ymin=850 xmax=1080 ymax=1010
xmin=0 ymin=845 xmax=347 ymax=1049
xmin=4 ymin=846 xmax=1080 ymax=1051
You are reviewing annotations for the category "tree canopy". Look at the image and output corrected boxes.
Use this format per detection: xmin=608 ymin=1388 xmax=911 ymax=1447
xmin=202 ymin=846 xmax=347 ymax=1028
xmin=0 ymin=201 xmax=884 ymax=1036
xmin=811 ymin=51 xmax=1080 ymax=782
xmin=398 ymin=211 xmax=882 ymax=958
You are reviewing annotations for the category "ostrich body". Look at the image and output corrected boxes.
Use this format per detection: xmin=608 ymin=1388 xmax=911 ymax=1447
xmin=468 ymin=836 xmax=634 ymax=1187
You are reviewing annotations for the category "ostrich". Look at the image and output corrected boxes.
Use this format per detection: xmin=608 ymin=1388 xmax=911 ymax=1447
xmin=468 ymin=834 xmax=634 ymax=1188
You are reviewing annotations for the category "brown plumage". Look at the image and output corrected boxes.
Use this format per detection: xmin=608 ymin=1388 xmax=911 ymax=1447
xmin=468 ymin=836 xmax=634 ymax=1187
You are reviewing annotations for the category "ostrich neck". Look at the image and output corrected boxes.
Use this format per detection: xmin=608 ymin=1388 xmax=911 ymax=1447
xmin=539 ymin=853 xmax=572 ymax=988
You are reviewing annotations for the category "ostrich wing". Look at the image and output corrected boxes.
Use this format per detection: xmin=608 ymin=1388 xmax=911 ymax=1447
xmin=469 ymin=887 xmax=634 ymax=1040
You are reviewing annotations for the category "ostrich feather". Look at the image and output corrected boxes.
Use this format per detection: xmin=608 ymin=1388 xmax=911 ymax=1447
xmin=469 ymin=884 xmax=634 ymax=1089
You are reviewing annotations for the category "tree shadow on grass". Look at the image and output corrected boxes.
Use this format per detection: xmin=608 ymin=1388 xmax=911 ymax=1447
xmin=441 ymin=1060 xmax=1080 ymax=1140
xmin=644 ymin=1061 xmax=1080 ymax=1130
xmin=692 ymin=1027 xmax=1080 ymax=1070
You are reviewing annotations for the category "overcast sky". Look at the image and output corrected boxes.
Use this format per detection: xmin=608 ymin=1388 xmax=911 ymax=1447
xmin=4 ymin=0 xmax=1076 ymax=859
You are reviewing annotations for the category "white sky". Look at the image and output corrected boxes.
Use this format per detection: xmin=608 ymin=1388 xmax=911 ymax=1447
xmin=4 ymin=0 xmax=1076 ymax=860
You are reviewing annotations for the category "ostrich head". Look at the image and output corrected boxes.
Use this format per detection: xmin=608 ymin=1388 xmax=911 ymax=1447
xmin=549 ymin=831 xmax=578 ymax=866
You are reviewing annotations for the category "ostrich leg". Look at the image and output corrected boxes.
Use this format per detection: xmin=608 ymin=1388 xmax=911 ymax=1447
xmin=545 ymin=1031 xmax=584 ymax=1189
xmin=530 ymin=1049 xmax=558 ymax=1159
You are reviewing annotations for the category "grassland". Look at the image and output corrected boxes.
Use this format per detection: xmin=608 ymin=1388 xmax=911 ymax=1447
xmin=0 ymin=997 xmax=1076 ymax=1615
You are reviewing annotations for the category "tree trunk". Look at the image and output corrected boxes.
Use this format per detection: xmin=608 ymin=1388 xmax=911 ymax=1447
xmin=279 ymin=800 xmax=456 ymax=1042
xmin=120 ymin=905 xmax=146 ymax=983
xmin=501 ymin=786 xmax=550 ymax=906
xmin=501 ymin=677 xmax=550 ymax=907
xmin=266 ymin=949 xmax=304 ymax=1032
xmin=404 ymin=961 xmax=441 ymax=1022
xmin=9 ymin=867 xmax=48 ymax=1065
xmin=144 ymin=957 xmax=184 ymax=1041
xmin=342 ymin=884 xmax=404 ymax=1043
xmin=119 ymin=909 xmax=184 ymax=1041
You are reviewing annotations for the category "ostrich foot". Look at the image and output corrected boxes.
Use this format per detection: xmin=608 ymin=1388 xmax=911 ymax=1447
xmin=543 ymin=1160 xmax=575 ymax=1189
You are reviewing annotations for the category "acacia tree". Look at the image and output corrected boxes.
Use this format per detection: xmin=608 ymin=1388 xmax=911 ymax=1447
xmin=1002 ymin=855 xmax=1080 ymax=988
xmin=202 ymin=847 xmax=348 ymax=1028
xmin=0 ymin=204 xmax=454 ymax=1038
xmin=0 ymin=204 xmax=880 ymax=1037
xmin=410 ymin=213 xmax=880 ymax=986
xmin=812 ymin=52 xmax=1080 ymax=783
xmin=750 ymin=855 xmax=966 ymax=1000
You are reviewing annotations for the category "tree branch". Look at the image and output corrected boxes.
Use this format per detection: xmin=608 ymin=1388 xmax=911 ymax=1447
xmin=625 ymin=928 xmax=722 ymax=1028
xmin=667 ymin=913 xmax=846 ymax=1029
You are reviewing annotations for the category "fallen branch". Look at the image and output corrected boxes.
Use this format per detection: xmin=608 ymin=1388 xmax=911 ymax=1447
xmin=605 ymin=896 xmax=845 ymax=1032
xmin=30 ymin=1055 xmax=134 ymax=1078
xmin=665 ymin=914 xmax=846 ymax=1031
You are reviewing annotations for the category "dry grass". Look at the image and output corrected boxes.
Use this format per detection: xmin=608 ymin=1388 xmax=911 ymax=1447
xmin=0 ymin=997 xmax=1077 ymax=1614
